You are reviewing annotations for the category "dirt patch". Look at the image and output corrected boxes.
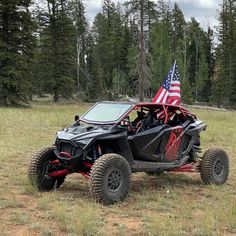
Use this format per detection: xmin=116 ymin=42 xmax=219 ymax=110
xmin=3 ymin=226 xmax=39 ymax=236
xmin=104 ymin=213 xmax=143 ymax=236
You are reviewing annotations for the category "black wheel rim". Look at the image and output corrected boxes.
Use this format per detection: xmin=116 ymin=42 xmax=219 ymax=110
xmin=214 ymin=159 xmax=224 ymax=176
xmin=107 ymin=169 xmax=123 ymax=192
xmin=39 ymin=161 xmax=54 ymax=184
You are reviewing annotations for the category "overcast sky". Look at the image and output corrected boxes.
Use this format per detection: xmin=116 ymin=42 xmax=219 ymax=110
xmin=83 ymin=0 xmax=222 ymax=30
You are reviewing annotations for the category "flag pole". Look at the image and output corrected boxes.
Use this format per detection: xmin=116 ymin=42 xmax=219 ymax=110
xmin=170 ymin=60 xmax=176 ymax=82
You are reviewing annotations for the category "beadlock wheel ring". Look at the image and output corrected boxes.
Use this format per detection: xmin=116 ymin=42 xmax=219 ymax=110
xmin=107 ymin=169 xmax=123 ymax=192
xmin=214 ymin=159 xmax=224 ymax=176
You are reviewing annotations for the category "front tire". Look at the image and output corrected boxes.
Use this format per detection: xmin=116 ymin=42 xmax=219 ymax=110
xmin=28 ymin=147 xmax=65 ymax=191
xmin=200 ymin=148 xmax=229 ymax=185
xmin=89 ymin=153 xmax=132 ymax=205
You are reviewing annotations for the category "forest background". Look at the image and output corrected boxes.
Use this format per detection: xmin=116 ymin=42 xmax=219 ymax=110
xmin=0 ymin=0 xmax=235 ymax=107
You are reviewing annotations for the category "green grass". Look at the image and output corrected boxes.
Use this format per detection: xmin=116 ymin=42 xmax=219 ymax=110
xmin=0 ymin=103 xmax=236 ymax=235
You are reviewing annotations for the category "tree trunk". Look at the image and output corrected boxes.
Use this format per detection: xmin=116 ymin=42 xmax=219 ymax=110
xmin=195 ymin=34 xmax=199 ymax=101
xmin=183 ymin=29 xmax=187 ymax=81
xmin=139 ymin=0 xmax=145 ymax=101
xmin=75 ymin=0 xmax=81 ymax=92
xmin=4 ymin=96 xmax=8 ymax=107
xmin=54 ymin=89 xmax=59 ymax=103
xmin=77 ymin=35 xmax=81 ymax=91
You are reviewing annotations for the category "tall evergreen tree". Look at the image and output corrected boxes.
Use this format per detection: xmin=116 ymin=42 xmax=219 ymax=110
xmin=185 ymin=18 xmax=211 ymax=101
xmin=92 ymin=1 xmax=129 ymax=99
xmin=171 ymin=3 xmax=186 ymax=55
xmin=36 ymin=0 xmax=76 ymax=102
xmin=150 ymin=20 xmax=172 ymax=95
xmin=149 ymin=1 xmax=172 ymax=98
xmin=0 ymin=0 xmax=35 ymax=106
xmin=170 ymin=2 xmax=188 ymax=100
xmin=92 ymin=12 xmax=114 ymax=98
xmin=69 ymin=0 xmax=87 ymax=92
xmin=213 ymin=0 xmax=236 ymax=106
xmin=111 ymin=4 xmax=130 ymax=98
xmin=211 ymin=47 xmax=226 ymax=107
xmin=125 ymin=0 xmax=156 ymax=100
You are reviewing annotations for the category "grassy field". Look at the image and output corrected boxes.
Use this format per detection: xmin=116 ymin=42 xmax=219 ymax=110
xmin=0 ymin=102 xmax=235 ymax=236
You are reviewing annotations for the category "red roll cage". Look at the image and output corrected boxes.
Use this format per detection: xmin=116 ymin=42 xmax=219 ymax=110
xmin=119 ymin=102 xmax=196 ymax=125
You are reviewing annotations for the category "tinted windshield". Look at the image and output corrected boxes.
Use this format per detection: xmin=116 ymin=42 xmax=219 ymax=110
xmin=82 ymin=103 xmax=132 ymax=123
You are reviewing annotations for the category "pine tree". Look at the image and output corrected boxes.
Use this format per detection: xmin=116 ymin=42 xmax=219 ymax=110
xmin=36 ymin=0 xmax=76 ymax=102
xmin=127 ymin=44 xmax=139 ymax=96
xmin=195 ymin=46 xmax=209 ymax=101
xmin=211 ymin=47 xmax=226 ymax=107
xmin=184 ymin=18 xmax=211 ymax=102
xmin=149 ymin=1 xmax=172 ymax=98
xmin=170 ymin=2 xmax=189 ymax=100
xmin=0 ymin=0 xmax=35 ymax=106
xmin=84 ymin=32 xmax=96 ymax=100
xmin=214 ymin=0 xmax=236 ymax=106
xmin=110 ymin=3 xmax=125 ymax=97
xmin=206 ymin=27 xmax=215 ymax=86
xmin=196 ymin=28 xmax=214 ymax=102
xmin=186 ymin=18 xmax=200 ymax=94
xmin=150 ymin=20 xmax=172 ymax=95
xmin=171 ymin=3 xmax=186 ymax=55
xmin=92 ymin=1 xmax=130 ymax=99
xmin=69 ymin=0 xmax=88 ymax=92
xmin=92 ymin=12 xmax=114 ymax=98
xmin=124 ymin=0 xmax=156 ymax=100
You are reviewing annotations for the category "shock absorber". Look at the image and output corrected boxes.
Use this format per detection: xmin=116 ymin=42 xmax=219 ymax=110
xmin=93 ymin=145 xmax=97 ymax=161
xmin=92 ymin=144 xmax=102 ymax=161
xmin=97 ymin=144 xmax=102 ymax=156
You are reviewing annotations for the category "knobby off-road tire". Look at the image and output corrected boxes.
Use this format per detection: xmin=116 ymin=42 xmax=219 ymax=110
xmin=28 ymin=147 xmax=65 ymax=191
xmin=200 ymin=148 xmax=229 ymax=185
xmin=89 ymin=153 xmax=132 ymax=205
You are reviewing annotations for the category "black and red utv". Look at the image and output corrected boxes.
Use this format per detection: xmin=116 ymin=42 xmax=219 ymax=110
xmin=28 ymin=101 xmax=229 ymax=204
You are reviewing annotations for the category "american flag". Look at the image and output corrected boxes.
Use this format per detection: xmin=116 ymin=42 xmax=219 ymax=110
xmin=152 ymin=60 xmax=181 ymax=105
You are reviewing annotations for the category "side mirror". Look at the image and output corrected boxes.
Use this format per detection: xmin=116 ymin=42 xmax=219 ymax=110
xmin=74 ymin=115 xmax=80 ymax=122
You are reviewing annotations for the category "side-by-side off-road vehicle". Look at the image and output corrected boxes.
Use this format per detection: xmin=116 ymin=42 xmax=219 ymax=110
xmin=28 ymin=101 xmax=229 ymax=204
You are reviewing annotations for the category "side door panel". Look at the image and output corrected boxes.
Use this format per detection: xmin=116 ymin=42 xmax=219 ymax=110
xmin=128 ymin=126 xmax=164 ymax=161
xmin=128 ymin=125 xmax=184 ymax=162
xmin=162 ymin=126 xmax=183 ymax=162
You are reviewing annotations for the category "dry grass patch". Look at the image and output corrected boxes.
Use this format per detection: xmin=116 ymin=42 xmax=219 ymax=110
xmin=0 ymin=103 xmax=236 ymax=235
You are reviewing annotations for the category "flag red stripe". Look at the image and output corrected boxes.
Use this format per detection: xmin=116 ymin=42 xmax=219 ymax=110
xmin=167 ymin=97 xmax=181 ymax=105
xmin=152 ymin=87 xmax=163 ymax=103
xmin=169 ymin=89 xmax=180 ymax=93
xmin=159 ymin=90 xmax=168 ymax=103
xmin=168 ymin=96 xmax=181 ymax=101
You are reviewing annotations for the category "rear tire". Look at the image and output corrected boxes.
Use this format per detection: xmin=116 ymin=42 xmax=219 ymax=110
xmin=200 ymin=148 xmax=229 ymax=185
xmin=28 ymin=147 xmax=65 ymax=191
xmin=89 ymin=153 xmax=131 ymax=205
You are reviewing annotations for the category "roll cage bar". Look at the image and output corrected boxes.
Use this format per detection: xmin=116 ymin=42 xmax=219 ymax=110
xmin=117 ymin=102 xmax=196 ymax=127
xmin=80 ymin=101 xmax=196 ymax=126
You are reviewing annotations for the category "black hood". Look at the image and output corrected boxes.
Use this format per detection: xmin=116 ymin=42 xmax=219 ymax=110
xmin=56 ymin=123 xmax=112 ymax=147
